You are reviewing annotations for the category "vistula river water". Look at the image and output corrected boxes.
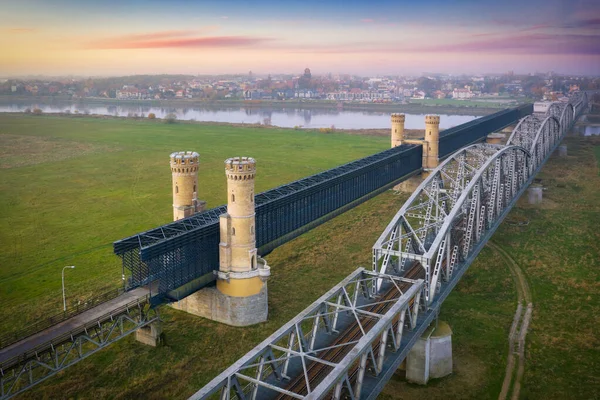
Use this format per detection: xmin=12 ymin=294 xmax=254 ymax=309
xmin=0 ymin=102 xmax=479 ymax=130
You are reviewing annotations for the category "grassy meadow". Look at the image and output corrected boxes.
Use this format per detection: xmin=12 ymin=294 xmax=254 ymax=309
xmin=0 ymin=114 xmax=388 ymax=334
xmin=1 ymin=114 xmax=598 ymax=399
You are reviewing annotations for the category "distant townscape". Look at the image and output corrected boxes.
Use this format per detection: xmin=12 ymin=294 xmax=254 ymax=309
xmin=1 ymin=69 xmax=598 ymax=104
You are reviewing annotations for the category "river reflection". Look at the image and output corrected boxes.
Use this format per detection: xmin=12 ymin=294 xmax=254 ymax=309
xmin=0 ymin=102 xmax=479 ymax=130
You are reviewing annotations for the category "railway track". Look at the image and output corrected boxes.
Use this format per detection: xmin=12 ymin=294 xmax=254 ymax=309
xmin=275 ymin=263 xmax=425 ymax=399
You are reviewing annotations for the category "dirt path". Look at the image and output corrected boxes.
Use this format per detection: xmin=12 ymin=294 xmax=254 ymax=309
xmin=488 ymin=241 xmax=533 ymax=400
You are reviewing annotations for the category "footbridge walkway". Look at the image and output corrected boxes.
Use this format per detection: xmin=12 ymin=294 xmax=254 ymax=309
xmin=189 ymin=93 xmax=587 ymax=400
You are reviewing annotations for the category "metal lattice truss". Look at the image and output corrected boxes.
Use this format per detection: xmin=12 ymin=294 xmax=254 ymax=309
xmin=0 ymin=298 xmax=158 ymax=400
xmin=506 ymin=114 xmax=560 ymax=174
xmin=545 ymin=102 xmax=574 ymax=132
xmin=190 ymin=268 xmax=424 ymax=400
xmin=373 ymin=143 xmax=530 ymax=304
xmin=372 ymin=91 xmax=587 ymax=307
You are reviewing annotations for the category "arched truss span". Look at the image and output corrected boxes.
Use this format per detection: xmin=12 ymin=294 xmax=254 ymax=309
xmin=546 ymin=101 xmax=575 ymax=132
xmin=372 ymin=144 xmax=530 ymax=303
xmin=506 ymin=115 xmax=560 ymax=173
xmin=373 ymin=91 xmax=588 ymax=306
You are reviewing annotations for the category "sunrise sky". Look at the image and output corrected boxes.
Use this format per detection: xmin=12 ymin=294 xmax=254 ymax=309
xmin=1 ymin=0 xmax=599 ymax=77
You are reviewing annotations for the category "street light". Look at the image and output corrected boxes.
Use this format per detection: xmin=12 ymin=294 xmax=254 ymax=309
xmin=62 ymin=265 xmax=75 ymax=312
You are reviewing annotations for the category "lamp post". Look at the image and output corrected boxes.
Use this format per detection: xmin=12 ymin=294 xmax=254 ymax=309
xmin=62 ymin=265 xmax=75 ymax=312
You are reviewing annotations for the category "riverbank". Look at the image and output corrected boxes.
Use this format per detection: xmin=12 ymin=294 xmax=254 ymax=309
xmin=0 ymin=111 xmax=426 ymax=138
xmin=0 ymin=95 xmax=510 ymax=116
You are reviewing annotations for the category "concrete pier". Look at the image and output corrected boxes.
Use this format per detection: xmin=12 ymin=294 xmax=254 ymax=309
xmin=172 ymin=283 xmax=268 ymax=327
xmin=406 ymin=321 xmax=453 ymax=384
xmin=135 ymin=321 xmax=163 ymax=347
xmin=527 ymin=185 xmax=543 ymax=205
xmin=558 ymin=145 xmax=567 ymax=157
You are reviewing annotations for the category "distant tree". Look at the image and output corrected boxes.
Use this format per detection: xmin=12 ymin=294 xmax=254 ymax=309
xmin=148 ymin=113 xmax=156 ymax=119
xmin=32 ymin=108 xmax=43 ymax=115
xmin=24 ymin=108 xmax=31 ymax=114
xmin=165 ymin=113 xmax=177 ymax=124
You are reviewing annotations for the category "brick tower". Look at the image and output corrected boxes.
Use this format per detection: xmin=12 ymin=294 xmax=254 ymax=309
xmin=216 ymin=157 xmax=270 ymax=325
xmin=424 ymin=115 xmax=441 ymax=170
xmin=391 ymin=113 xmax=406 ymax=147
xmin=170 ymin=151 xmax=205 ymax=221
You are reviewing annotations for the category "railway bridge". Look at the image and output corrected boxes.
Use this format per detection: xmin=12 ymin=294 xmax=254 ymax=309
xmin=190 ymin=93 xmax=587 ymax=399
xmin=0 ymin=92 xmax=589 ymax=399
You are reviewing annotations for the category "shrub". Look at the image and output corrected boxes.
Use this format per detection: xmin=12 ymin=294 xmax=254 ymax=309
xmin=32 ymin=108 xmax=43 ymax=115
xmin=24 ymin=108 xmax=31 ymax=114
xmin=148 ymin=113 xmax=156 ymax=119
xmin=165 ymin=113 xmax=177 ymax=124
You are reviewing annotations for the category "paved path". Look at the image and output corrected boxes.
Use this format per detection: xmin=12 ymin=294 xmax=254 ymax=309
xmin=0 ymin=287 xmax=149 ymax=366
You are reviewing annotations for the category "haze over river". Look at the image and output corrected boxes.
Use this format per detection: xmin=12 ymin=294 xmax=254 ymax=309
xmin=0 ymin=102 xmax=479 ymax=130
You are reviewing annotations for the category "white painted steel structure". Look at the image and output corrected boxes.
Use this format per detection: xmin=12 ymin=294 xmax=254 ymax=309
xmin=192 ymin=92 xmax=588 ymax=400
xmin=373 ymin=92 xmax=586 ymax=308
xmin=190 ymin=268 xmax=424 ymax=400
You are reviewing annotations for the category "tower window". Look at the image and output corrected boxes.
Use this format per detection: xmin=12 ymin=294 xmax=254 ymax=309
xmin=193 ymin=185 xmax=196 ymax=192
xmin=176 ymin=186 xmax=179 ymax=194
xmin=251 ymin=225 xmax=254 ymax=234
xmin=232 ymin=227 xmax=236 ymax=236
xmin=231 ymin=193 xmax=235 ymax=202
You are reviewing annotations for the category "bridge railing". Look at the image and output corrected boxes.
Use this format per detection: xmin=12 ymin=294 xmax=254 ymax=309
xmin=0 ymin=287 xmax=123 ymax=351
xmin=0 ymin=294 xmax=157 ymax=400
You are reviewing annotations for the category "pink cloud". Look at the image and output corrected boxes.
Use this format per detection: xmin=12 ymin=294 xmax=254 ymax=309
xmin=6 ymin=28 xmax=35 ymax=33
xmin=86 ymin=29 xmax=272 ymax=49
xmin=361 ymin=19 xmax=374 ymax=23
xmin=88 ymin=35 xmax=272 ymax=49
xmin=410 ymin=33 xmax=600 ymax=55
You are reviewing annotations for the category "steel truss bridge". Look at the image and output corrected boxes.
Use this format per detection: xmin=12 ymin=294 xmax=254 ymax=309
xmin=190 ymin=94 xmax=587 ymax=400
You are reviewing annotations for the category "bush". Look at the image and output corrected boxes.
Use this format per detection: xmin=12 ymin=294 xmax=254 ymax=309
xmin=319 ymin=127 xmax=334 ymax=134
xmin=32 ymin=108 xmax=43 ymax=115
xmin=24 ymin=108 xmax=31 ymax=114
xmin=165 ymin=113 xmax=177 ymax=124
xmin=148 ymin=113 xmax=156 ymax=119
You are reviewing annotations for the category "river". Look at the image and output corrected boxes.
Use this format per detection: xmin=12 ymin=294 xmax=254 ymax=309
xmin=0 ymin=101 xmax=478 ymax=130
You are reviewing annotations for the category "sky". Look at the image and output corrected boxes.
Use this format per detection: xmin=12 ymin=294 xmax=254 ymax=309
xmin=1 ymin=0 xmax=599 ymax=77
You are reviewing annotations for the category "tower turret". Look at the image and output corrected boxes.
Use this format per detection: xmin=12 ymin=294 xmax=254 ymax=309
xmin=170 ymin=151 xmax=205 ymax=221
xmin=217 ymin=157 xmax=270 ymax=300
xmin=391 ymin=113 xmax=406 ymax=147
xmin=424 ymin=115 xmax=441 ymax=170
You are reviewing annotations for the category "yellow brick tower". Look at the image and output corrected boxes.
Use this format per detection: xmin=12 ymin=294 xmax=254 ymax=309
xmin=391 ymin=113 xmax=406 ymax=147
xmin=216 ymin=157 xmax=270 ymax=323
xmin=170 ymin=151 xmax=206 ymax=221
xmin=424 ymin=115 xmax=441 ymax=170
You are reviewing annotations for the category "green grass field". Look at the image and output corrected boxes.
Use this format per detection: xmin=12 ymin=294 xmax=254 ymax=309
xmin=0 ymin=114 xmax=388 ymax=335
xmin=1 ymin=115 xmax=598 ymax=399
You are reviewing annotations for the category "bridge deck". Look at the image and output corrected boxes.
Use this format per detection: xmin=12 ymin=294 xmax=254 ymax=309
xmin=0 ymin=287 xmax=149 ymax=368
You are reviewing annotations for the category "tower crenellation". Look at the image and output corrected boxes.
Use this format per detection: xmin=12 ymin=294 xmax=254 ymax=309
xmin=425 ymin=115 xmax=440 ymax=125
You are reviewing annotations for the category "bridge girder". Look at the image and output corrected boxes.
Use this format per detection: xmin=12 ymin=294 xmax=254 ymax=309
xmin=373 ymin=92 xmax=588 ymax=307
